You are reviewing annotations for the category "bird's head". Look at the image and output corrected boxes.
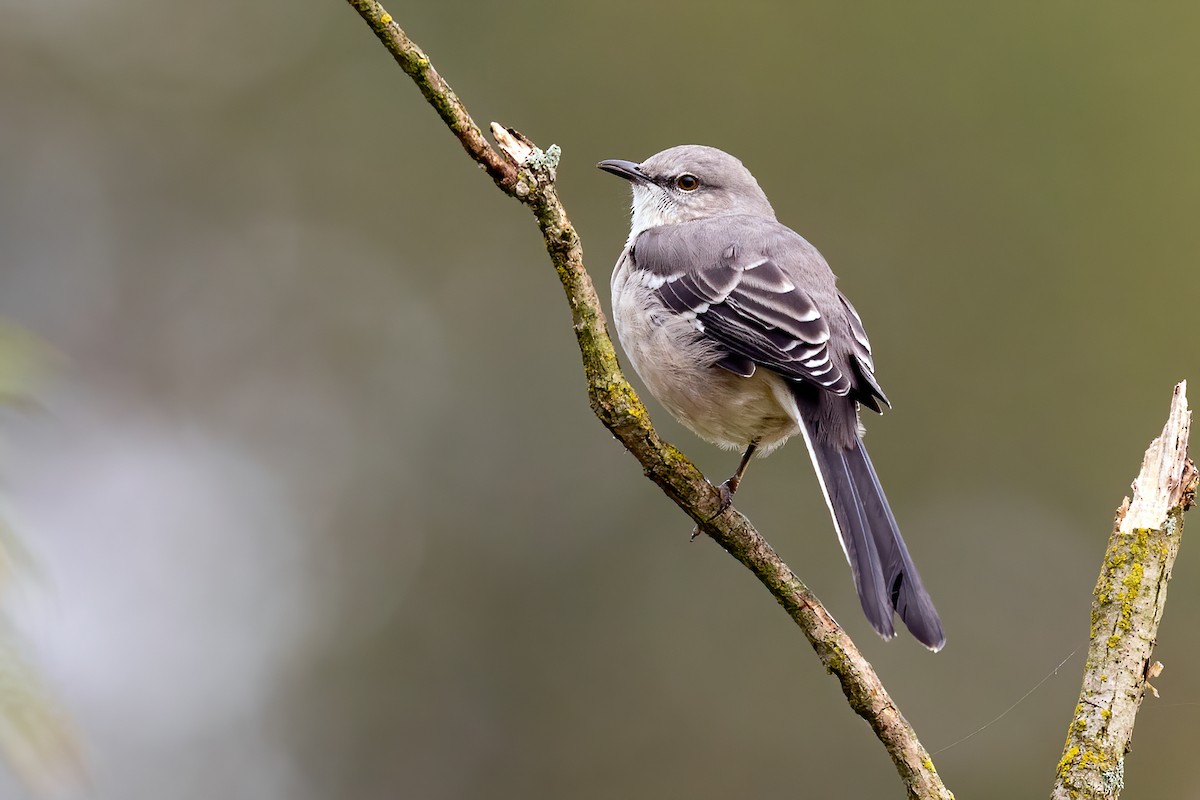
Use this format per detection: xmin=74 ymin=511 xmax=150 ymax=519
xmin=598 ymin=145 xmax=776 ymax=240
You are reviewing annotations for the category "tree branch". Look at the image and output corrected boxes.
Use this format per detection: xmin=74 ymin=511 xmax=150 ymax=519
xmin=342 ymin=3 xmax=953 ymax=797
xmin=1052 ymin=381 xmax=1195 ymax=800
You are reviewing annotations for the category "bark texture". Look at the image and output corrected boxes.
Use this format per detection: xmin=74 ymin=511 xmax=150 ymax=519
xmin=1052 ymin=381 xmax=1194 ymax=800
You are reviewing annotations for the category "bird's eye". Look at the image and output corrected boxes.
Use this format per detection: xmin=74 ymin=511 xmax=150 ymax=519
xmin=675 ymin=174 xmax=700 ymax=191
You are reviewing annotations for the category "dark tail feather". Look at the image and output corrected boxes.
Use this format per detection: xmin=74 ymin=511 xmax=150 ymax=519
xmin=801 ymin=420 xmax=945 ymax=651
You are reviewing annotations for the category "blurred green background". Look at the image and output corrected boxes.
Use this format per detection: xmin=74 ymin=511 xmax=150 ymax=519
xmin=1 ymin=2 xmax=1198 ymax=798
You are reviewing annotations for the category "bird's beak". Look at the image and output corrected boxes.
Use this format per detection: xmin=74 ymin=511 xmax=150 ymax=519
xmin=597 ymin=159 xmax=651 ymax=184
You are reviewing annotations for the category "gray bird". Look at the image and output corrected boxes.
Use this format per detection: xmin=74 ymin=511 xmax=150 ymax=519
xmin=598 ymin=145 xmax=944 ymax=650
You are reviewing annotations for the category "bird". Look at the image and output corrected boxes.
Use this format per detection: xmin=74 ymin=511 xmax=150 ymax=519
xmin=598 ymin=145 xmax=944 ymax=650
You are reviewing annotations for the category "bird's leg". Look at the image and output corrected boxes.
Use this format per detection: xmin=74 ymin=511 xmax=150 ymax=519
xmin=721 ymin=439 xmax=759 ymax=501
xmin=691 ymin=439 xmax=759 ymax=540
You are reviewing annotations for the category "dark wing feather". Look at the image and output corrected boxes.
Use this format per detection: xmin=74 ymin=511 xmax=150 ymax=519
xmin=838 ymin=292 xmax=889 ymax=412
xmin=632 ymin=223 xmax=853 ymax=394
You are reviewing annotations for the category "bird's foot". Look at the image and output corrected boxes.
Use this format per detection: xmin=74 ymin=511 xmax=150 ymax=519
xmin=690 ymin=480 xmax=736 ymax=541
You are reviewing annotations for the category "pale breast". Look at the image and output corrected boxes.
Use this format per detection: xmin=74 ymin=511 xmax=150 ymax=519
xmin=611 ymin=253 xmax=799 ymax=453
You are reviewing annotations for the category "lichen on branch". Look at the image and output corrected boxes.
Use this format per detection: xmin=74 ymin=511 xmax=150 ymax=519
xmin=1052 ymin=382 xmax=1194 ymax=800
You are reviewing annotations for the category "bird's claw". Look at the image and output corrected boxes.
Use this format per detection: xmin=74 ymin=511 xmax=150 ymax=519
xmin=690 ymin=480 xmax=736 ymax=541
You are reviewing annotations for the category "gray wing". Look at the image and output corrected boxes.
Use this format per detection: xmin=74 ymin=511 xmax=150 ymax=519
xmin=630 ymin=218 xmax=889 ymax=409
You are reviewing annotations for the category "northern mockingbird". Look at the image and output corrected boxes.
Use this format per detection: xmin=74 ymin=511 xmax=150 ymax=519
xmin=598 ymin=145 xmax=944 ymax=650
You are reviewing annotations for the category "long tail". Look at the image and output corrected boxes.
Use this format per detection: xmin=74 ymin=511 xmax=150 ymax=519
xmin=795 ymin=404 xmax=945 ymax=651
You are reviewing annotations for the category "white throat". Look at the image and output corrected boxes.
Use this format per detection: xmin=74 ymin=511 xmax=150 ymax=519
xmin=626 ymin=185 xmax=684 ymax=247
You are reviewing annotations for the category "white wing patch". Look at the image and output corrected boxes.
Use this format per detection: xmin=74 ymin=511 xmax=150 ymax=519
xmin=641 ymin=271 xmax=685 ymax=290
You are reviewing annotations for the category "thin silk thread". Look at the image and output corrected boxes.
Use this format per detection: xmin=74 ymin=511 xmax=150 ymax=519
xmin=931 ymin=646 xmax=1082 ymax=756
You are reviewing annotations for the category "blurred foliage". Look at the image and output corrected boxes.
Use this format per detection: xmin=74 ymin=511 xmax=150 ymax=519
xmin=0 ymin=324 xmax=56 ymax=406
xmin=0 ymin=325 xmax=80 ymax=795
xmin=0 ymin=600 xmax=83 ymax=796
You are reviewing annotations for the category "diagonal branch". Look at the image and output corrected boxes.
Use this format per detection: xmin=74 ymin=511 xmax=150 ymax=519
xmin=1052 ymin=382 xmax=1194 ymax=800
xmin=342 ymin=3 xmax=950 ymax=797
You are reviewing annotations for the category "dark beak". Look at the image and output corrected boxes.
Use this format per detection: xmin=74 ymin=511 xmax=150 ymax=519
xmin=597 ymin=159 xmax=650 ymax=183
